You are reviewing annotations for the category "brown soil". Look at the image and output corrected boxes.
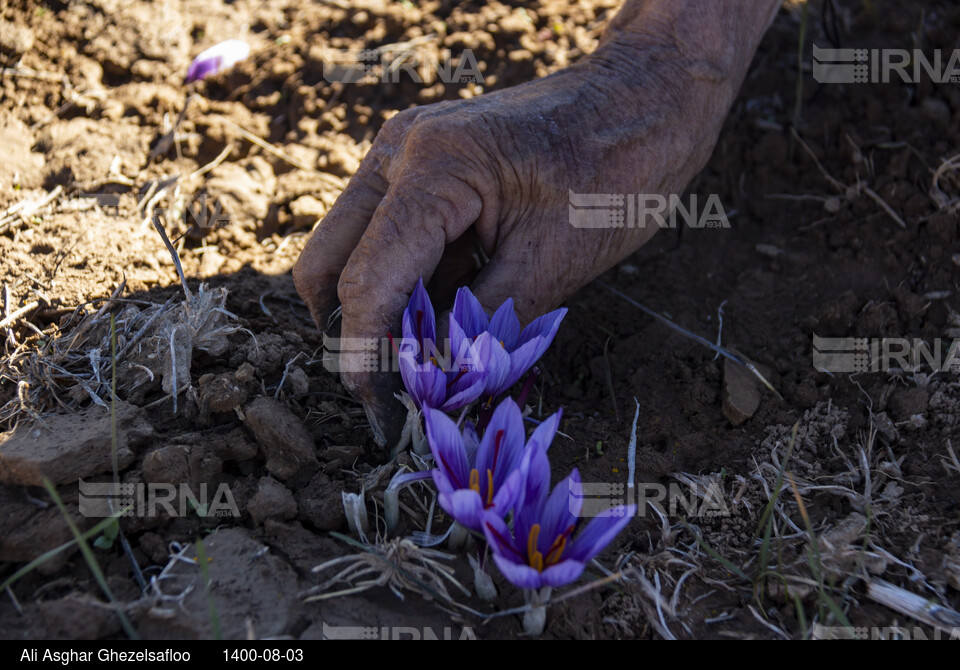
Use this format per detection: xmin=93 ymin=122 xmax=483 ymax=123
xmin=1 ymin=0 xmax=959 ymax=640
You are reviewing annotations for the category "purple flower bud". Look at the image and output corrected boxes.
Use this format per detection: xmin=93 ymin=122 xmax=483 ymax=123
xmin=186 ymin=39 xmax=250 ymax=83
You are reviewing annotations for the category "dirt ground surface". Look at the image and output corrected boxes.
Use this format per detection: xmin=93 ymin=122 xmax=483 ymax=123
xmin=1 ymin=0 xmax=959 ymax=640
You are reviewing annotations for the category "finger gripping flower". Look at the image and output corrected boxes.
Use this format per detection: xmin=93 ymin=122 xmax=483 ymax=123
xmin=424 ymin=398 xmax=562 ymax=533
xmin=452 ymin=287 xmax=567 ymax=398
xmin=483 ymin=446 xmax=635 ymax=590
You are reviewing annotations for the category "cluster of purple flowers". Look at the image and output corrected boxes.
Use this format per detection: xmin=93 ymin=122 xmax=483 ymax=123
xmin=398 ymin=279 xmax=566 ymax=412
xmin=399 ymin=279 xmax=634 ymax=591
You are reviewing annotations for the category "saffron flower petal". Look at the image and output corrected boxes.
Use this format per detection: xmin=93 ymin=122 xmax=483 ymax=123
xmin=538 ymin=559 xmax=587 ymax=588
xmin=424 ymin=408 xmax=470 ymax=490
xmin=400 ymin=279 xmax=459 ymax=409
xmin=475 ymin=397 xmax=525 ymax=492
xmin=497 ymin=308 xmax=567 ymax=392
xmin=399 ymin=353 xmax=446 ymax=409
xmin=517 ymin=308 xmax=568 ymax=350
xmin=440 ymin=489 xmax=485 ymax=531
xmin=565 ymin=505 xmax=636 ymax=564
xmin=441 ymin=328 xmax=491 ymax=411
xmin=525 ymin=409 xmax=562 ymax=454
xmin=444 ymin=286 xmax=567 ymax=399
xmin=186 ymin=39 xmax=250 ymax=83
xmin=532 ymin=469 xmax=580 ymax=556
xmin=491 ymin=553 xmax=546 ymax=590
xmin=487 ymin=298 xmax=521 ymax=351
xmin=452 ymin=286 xmax=489 ymax=338
xmin=489 ymin=467 xmax=524 ymax=518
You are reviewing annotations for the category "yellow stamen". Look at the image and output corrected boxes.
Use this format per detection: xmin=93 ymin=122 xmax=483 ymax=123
xmin=469 ymin=468 xmax=480 ymax=494
xmin=429 ymin=356 xmax=441 ymax=369
xmin=485 ymin=469 xmax=494 ymax=507
xmin=527 ymin=524 xmax=544 ymax=572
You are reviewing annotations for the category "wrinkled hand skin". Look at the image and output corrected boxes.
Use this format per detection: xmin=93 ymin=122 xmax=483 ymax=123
xmin=293 ymin=0 xmax=782 ymax=448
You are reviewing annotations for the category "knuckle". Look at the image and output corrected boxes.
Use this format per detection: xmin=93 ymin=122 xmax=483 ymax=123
xmin=378 ymin=106 xmax=422 ymax=142
xmin=410 ymin=186 xmax=462 ymax=229
xmin=337 ymin=266 xmax=368 ymax=307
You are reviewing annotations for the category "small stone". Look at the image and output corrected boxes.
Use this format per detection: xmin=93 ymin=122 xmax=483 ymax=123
xmin=199 ymin=371 xmax=248 ymax=414
xmin=722 ymin=359 xmax=761 ymax=426
xmin=295 ymin=472 xmax=346 ymax=531
xmin=0 ymin=402 xmax=152 ymax=486
xmin=319 ymin=445 xmax=362 ymax=465
xmin=234 ymin=361 xmax=256 ymax=385
xmin=142 ymin=444 xmax=223 ymax=489
xmin=242 ymin=397 xmax=318 ymax=484
xmin=285 ymin=366 xmax=310 ymax=396
xmin=208 ymin=426 xmax=259 ymax=462
xmin=246 ymin=476 xmax=297 ymax=526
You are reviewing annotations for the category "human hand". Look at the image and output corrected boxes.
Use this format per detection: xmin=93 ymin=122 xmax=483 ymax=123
xmin=293 ymin=0 xmax=781 ymax=447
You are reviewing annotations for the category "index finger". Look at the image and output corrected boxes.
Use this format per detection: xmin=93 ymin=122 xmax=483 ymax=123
xmin=337 ymin=173 xmax=483 ymax=446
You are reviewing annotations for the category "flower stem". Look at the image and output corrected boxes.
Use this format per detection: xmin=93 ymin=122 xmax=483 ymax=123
xmin=476 ymin=396 xmax=494 ymax=432
xmin=522 ymin=587 xmax=552 ymax=636
xmin=515 ymin=366 xmax=540 ymax=408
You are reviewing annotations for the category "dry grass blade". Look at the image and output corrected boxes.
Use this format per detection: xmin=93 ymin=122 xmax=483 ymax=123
xmin=929 ymin=151 xmax=960 ymax=209
xmin=0 ymin=301 xmax=40 ymax=331
xmin=302 ymin=534 xmax=469 ymax=605
xmin=862 ymin=186 xmax=907 ymax=229
xmin=0 ymin=185 xmax=64 ymax=234
xmin=866 ymin=579 xmax=960 ymax=628
xmin=791 ymin=128 xmax=906 ymax=228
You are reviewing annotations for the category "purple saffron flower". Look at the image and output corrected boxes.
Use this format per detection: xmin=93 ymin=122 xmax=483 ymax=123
xmin=186 ymin=39 xmax=250 ymax=83
xmin=398 ymin=279 xmax=488 ymax=411
xmin=424 ymin=398 xmax=562 ymax=533
xmin=483 ymin=447 xmax=635 ymax=590
xmin=451 ymin=287 xmax=567 ymax=397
